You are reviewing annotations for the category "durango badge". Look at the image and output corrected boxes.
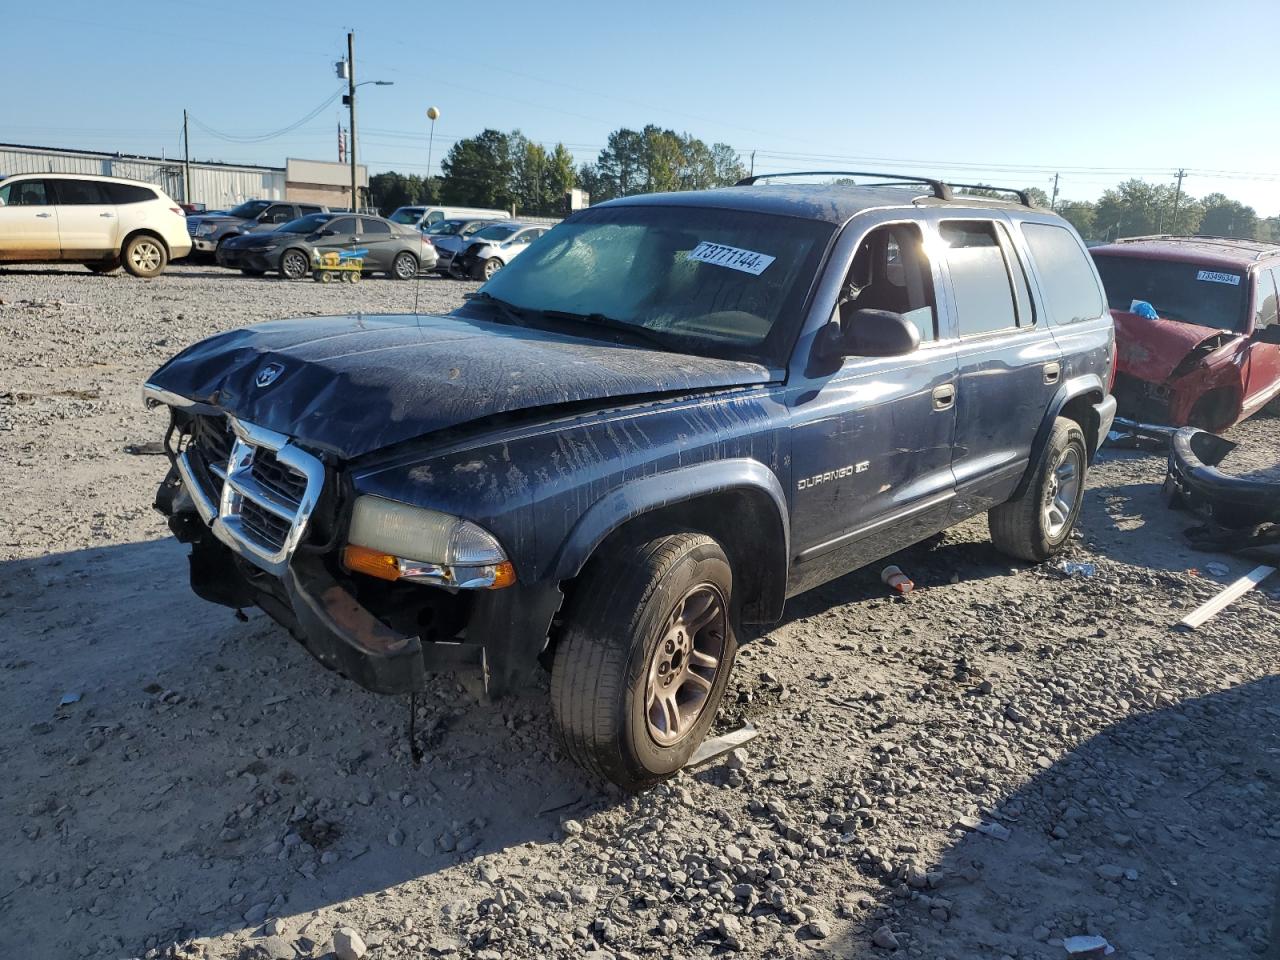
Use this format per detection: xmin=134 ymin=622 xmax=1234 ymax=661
xmin=255 ymin=362 xmax=285 ymax=388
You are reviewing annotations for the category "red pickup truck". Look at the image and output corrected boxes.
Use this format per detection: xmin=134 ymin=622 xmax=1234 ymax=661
xmin=1090 ymin=236 xmax=1280 ymax=430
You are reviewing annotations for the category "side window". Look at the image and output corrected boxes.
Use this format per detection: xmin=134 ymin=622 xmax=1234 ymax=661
xmin=939 ymin=221 xmax=1019 ymax=336
xmin=262 ymin=204 xmax=293 ymax=224
xmin=105 ymin=183 xmax=156 ymax=204
xmin=426 ymin=210 xmax=444 ymax=224
xmin=360 ymin=218 xmax=391 ymax=234
xmin=54 ymin=179 xmax=111 ymax=205
xmin=1255 ymin=269 xmax=1279 ymax=330
xmin=996 ymin=223 xmax=1036 ymax=326
xmin=326 ymin=217 xmax=357 ymax=234
xmin=844 ymin=222 xmax=938 ymax=342
xmin=1020 ymin=222 xmax=1105 ymax=325
xmin=299 ymin=205 xmax=322 ymax=216
xmin=0 ymin=180 xmax=51 ymax=205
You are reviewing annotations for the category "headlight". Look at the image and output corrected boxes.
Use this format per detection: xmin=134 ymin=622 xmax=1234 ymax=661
xmin=196 ymin=224 xmax=215 ymax=236
xmin=343 ymin=495 xmax=514 ymax=589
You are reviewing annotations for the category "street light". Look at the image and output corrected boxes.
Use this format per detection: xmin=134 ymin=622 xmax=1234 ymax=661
xmin=342 ymin=31 xmax=394 ymax=212
xmin=426 ymin=106 xmax=440 ymax=193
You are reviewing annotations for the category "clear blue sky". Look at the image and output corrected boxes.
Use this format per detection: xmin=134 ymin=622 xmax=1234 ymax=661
xmin=6 ymin=0 xmax=1280 ymax=213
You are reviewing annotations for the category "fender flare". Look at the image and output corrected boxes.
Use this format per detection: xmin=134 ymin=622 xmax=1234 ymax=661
xmin=549 ymin=457 xmax=790 ymax=602
xmin=1010 ymin=374 xmax=1107 ymax=501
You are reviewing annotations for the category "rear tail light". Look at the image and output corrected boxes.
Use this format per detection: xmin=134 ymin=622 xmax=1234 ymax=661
xmin=170 ymin=206 xmax=185 ymax=217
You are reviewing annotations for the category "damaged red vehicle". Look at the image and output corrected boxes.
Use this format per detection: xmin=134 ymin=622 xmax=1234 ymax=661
xmin=1090 ymin=237 xmax=1280 ymax=430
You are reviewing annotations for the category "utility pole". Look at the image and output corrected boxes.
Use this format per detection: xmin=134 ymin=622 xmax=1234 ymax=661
xmin=1171 ymin=168 xmax=1186 ymax=234
xmin=183 ymin=110 xmax=191 ymax=205
xmin=750 ymin=150 xmax=755 ymax=178
xmin=347 ymin=30 xmax=357 ymax=212
xmin=1050 ymin=172 xmax=1059 ymax=211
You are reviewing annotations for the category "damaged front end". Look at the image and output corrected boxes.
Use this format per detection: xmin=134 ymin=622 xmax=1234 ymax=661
xmin=149 ymin=393 xmax=561 ymax=698
xmin=1112 ymin=313 xmax=1241 ymax=429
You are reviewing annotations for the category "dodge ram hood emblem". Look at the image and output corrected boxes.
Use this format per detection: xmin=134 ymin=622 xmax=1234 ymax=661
xmin=255 ymin=362 xmax=285 ymax=388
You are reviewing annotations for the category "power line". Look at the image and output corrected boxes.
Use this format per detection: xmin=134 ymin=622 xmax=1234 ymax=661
xmin=189 ymin=90 xmax=343 ymax=144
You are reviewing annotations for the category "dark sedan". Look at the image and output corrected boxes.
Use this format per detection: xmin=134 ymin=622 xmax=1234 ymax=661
xmin=217 ymin=212 xmax=437 ymax=280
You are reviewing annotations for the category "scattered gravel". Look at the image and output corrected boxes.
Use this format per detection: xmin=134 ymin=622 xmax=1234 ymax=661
xmin=1 ymin=264 xmax=1279 ymax=959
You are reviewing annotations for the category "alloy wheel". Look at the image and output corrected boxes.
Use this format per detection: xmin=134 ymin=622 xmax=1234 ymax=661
xmin=643 ymin=583 xmax=727 ymax=747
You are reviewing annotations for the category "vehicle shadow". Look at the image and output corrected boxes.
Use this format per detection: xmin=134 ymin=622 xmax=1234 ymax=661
xmin=0 ymin=539 xmax=609 ymax=960
xmin=824 ymin=674 xmax=1280 ymax=956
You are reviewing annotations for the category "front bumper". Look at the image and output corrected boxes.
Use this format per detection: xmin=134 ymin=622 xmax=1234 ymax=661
xmin=216 ymin=247 xmax=275 ymax=271
xmin=1166 ymin=427 xmax=1280 ymax=528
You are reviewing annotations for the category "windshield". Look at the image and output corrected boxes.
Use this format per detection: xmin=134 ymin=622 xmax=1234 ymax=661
xmin=389 ymin=207 xmax=424 ymax=224
xmin=474 ymin=224 xmax=519 ymax=242
xmin=476 ymin=204 xmax=834 ymax=362
xmin=227 ymin=200 xmax=271 ymax=219
xmin=1092 ymin=254 xmax=1248 ymax=332
xmin=279 ymin=213 xmax=334 ymax=234
xmin=426 ymin=219 xmax=465 ymax=236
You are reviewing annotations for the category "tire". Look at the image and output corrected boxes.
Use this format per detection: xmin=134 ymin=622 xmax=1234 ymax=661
xmin=551 ymin=532 xmax=738 ymax=791
xmin=279 ymin=249 xmax=309 ymax=280
xmin=989 ymin=417 xmax=1088 ymax=562
xmin=240 ymin=268 xmax=266 ymax=277
xmin=85 ymin=260 xmax=121 ymax=275
xmin=474 ymin=257 xmax=502 ymax=281
xmin=391 ymin=251 xmax=418 ymax=280
xmin=121 ymin=234 xmax=168 ymax=278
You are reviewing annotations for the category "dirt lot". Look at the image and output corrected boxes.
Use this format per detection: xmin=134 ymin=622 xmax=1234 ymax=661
xmin=2 ymin=264 xmax=1279 ymax=960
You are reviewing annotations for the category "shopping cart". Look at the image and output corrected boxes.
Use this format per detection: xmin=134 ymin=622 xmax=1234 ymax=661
xmin=312 ymin=248 xmax=368 ymax=284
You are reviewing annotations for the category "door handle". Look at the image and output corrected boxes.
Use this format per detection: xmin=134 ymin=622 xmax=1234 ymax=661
xmin=1043 ymin=361 xmax=1061 ymax=385
xmin=932 ymin=383 xmax=956 ymax=411
xmin=99 ymin=212 xmax=115 ymax=218
xmin=35 ymin=212 xmax=52 ymax=218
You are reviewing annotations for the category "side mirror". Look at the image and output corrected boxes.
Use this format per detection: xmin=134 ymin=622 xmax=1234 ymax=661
xmin=839 ymin=308 xmax=921 ymax=358
xmin=318 ymin=228 xmax=337 ymax=237
xmin=1253 ymin=324 xmax=1280 ymax=345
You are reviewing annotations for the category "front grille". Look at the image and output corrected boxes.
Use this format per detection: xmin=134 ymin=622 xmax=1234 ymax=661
xmin=251 ymin=448 xmax=308 ymax=503
xmin=174 ymin=416 xmax=325 ymax=577
xmin=239 ymin=499 xmax=293 ymax=550
xmin=187 ymin=220 xmax=198 ymax=236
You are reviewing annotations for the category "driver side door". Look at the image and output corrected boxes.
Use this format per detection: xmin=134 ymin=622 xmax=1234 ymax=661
xmin=311 ymin=215 xmax=359 ymax=261
xmin=787 ymin=221 xmax=959 ymax=595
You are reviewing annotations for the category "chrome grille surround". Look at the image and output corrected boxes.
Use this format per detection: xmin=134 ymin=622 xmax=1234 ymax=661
xmin=172 ymin=415 xmax=325 ymax=577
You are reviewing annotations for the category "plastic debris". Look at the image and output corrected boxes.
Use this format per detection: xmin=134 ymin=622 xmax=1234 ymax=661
xmin=686 ymin=722 xmax=758 ymax=769
xmin=1204 ymin=561 xmax=1230 ymax=577
xmin=59 ymin=692 xmax=82 ymax=706
xmin=1057 ymin=561 xmax=1096 ymax=578
xmin=881 ymin=564 xmax=914 ymax=595
xmin=1063 ymin=934 xmax=1115 ymax=956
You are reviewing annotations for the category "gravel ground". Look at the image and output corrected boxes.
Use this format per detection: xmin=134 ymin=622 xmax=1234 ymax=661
xmin=2 ymin=264 xmax=1279 ymax=960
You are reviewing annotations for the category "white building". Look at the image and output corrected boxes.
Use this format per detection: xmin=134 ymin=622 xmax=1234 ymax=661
xmin=0 ymin=143 xmax=367 ymax=210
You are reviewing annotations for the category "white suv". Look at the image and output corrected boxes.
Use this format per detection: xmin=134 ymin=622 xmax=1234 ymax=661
xmin=0 ymin=173 xmax=192 ymax=277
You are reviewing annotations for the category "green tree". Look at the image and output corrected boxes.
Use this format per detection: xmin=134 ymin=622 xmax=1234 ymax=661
xmin=1094 ymin=179 xmax=1202 ymax=240
xmin=1198 ymin=193 xmax=1257 ymax=238
xmin=440 ymin=129 xmax=515 ymax=209
xmin=595 ymin=128 xmax=645 ymax=201
xmin=545 ymin=143 xmax=577 ymax=210
xmin=1056 ymin=200 xmax=1097 ymax=239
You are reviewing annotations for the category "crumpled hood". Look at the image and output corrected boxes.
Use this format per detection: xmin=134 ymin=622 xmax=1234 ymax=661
xmin=147 ymin=313 xmax=776 ymax=459
xmin=1112 ymin=310 xmax=1238 ymax=382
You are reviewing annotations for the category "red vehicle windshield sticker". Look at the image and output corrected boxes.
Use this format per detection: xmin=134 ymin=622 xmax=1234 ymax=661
xmin=688 ymin=241 xmax=775 ymax=276
xmin=1196 ymin=270 xmax=1241 ymax=285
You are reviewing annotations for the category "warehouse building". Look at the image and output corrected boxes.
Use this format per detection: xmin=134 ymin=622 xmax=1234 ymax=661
xmin=0 ymin=143 xmax=366 ymax=209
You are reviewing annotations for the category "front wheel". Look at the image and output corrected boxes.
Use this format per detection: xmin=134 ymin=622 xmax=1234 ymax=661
xmin=474 ymin=257 xmax=502 ymax=281
xmin=989 ymin=417 xmax=1088 ymax=562
xmin=551 ymin=532 xmax=738 ymax=791
xmin=122 ymin=235 xmax=168 ymax=277
xmin=279 ymin=249 xmax=309 ymax=280
xmin=391 ymin=251 xmax=418 ymax=280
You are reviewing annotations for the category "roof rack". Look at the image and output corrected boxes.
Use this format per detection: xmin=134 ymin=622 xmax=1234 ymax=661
xmin=1113 ymin=234 xmax=1280 ymax=259
xmin=735 ymin=170 xmax=953 ymax=201
xmin=946 ymin=183 xmax=1035 ymax=207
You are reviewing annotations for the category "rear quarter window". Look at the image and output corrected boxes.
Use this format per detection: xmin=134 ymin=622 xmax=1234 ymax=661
xmin=105 ymin=183 xmax=158 ymax=204
xmin=1020 ymin=222 xmax=1104 ymax=325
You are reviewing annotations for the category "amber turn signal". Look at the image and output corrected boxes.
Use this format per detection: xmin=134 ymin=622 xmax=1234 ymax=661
xmin=342 ymin=544 xmax=402 ymax=582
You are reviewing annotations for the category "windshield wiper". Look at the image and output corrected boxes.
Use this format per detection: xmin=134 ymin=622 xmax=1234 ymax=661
xmin=536 ymin=310 xmax=674 ymax=352
xmin=463 ymin=291 xmax=528 ymax=327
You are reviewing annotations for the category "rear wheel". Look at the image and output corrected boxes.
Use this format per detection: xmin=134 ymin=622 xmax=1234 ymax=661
xmin=391 ymin=251 xmax=418 ymax=280
xmin=989 ymin=417 xmax=1088 ymax=562
xmin=122 ymin=235 xmax=168 ymax=278
xmin=279 ymin=249 xmax=309 ymax=280
xmin=551 ymin=532 xmax=738 ymax=791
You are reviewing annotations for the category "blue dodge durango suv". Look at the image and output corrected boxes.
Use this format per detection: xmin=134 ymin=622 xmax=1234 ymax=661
xmin=145 ymin=172 xmax=1116 ymax=789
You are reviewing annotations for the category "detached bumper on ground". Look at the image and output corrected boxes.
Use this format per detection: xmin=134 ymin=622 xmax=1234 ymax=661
xmin=1166 ymin=427 xmax=1280 ymax=528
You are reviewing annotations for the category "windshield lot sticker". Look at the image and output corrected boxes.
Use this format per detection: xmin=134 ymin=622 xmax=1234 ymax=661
xmin=688 ymin=241 xmax=775 ymax=275
xmin=1196 ymin=270 xmax=1241 ymax=285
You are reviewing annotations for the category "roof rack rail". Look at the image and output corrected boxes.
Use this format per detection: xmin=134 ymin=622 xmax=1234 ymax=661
xmin=735 ymin=170 xmax=953 ymax=201
xmin=1112 ymin=234 xmax=1280 ymax=259
xmin=946 ymin=183 xmax=1035 ymax=207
